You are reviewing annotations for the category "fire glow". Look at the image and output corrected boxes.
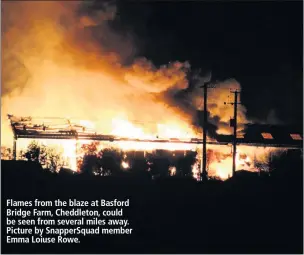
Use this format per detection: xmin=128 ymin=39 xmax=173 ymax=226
xmin=1 ymin=1 xmax=286 ymax=180
xmin=11 ymin=118 xmax=286 ymax=180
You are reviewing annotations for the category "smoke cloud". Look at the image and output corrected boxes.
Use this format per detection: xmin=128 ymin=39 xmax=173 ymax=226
xmin=1 ymin=1 xmax=249 ymax=146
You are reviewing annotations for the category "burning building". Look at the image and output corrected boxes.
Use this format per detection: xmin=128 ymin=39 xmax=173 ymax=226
xmin=1 ymin=1 xmax=302 ymax=180
xmin=5 ymin=115 xmax=302 ymax=180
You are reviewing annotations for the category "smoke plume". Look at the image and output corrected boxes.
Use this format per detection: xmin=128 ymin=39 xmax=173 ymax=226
xmin=1 ymin=1 xmax=249 ymax=146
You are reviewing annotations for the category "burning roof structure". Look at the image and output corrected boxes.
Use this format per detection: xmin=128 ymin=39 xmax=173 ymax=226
xmin=8 ymin=115 xmax=302 ymax=149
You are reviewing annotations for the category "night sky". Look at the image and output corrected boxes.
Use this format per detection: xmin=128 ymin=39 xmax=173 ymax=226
xmin=106 ymin=1 xmax=303 ymax=128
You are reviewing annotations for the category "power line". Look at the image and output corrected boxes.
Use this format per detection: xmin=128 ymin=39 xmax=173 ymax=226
xmin=224 ymin=89 xmax=241 ymax=177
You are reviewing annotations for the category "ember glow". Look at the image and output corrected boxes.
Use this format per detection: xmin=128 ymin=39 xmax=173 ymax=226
xmin=121 ymin=161 xmax=130 ymax=169
xmin=2 ymin=1 xmax=283 ymax=180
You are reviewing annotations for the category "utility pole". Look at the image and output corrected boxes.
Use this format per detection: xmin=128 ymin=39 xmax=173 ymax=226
xmin=8 ymin=115 xmax=18 ymax=160
xmin=75 ymin=138 xmax=78 ymax=171
xmin=200 ymin=79 xmax=216 ymax=181
xmin=202 ymin=83 xmax=208 ymax=181
xmin=232 ymin=90 xmax=238 ymax=177
xmin=74 ymin=130 xmax=79 ymax=172
xmin=13 ymin=136 xmax=17 ymax=160
xmin=224 ymin=90 xmax=241 ymax=177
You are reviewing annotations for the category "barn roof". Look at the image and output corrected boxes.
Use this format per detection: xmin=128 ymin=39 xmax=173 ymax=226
xmin=216 ymin=124 xmax=303 ymax=148
xmin=7 ymin=115 xmax=303 ymax=148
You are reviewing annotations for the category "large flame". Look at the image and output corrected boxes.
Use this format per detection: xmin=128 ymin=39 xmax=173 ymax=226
xmin=2 ymin=1 xmax=271 ymax=180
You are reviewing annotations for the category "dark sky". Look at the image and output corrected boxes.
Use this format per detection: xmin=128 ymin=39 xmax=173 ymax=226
xmin=113 ymin=1 xmax=303 ymax=128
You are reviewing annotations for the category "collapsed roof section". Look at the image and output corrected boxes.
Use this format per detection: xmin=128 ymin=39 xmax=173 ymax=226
xmin=7 ymin=115 xmax=303 ymax=148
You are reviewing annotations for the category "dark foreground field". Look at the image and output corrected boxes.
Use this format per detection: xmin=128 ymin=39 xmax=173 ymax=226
xmin=1 ymin=159 xmax=303 ymax=254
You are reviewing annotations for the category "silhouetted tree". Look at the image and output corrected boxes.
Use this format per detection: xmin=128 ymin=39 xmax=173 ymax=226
xmin=81 ymin=154 xmax=102 ymax=175
xmin=24 ymin=141 xmax=42 ymax=163
xmin=99 ymin=148 xmax=123 ymax=176
xmin=23 ymin=141 xmax=50 ymax=167
xmin=78 ymin=143 xmax=124 ymax=176
xmin=269 ymin=149 xmax=302 ymax=179
xmin=47 ymin=147 xmax=64 ymax=172
xmin=78 ymin=142 xmax=102 ymax=175
xmin=149 ymin=150 xmax=171 ymax=178
xmin=1 ymin=147 xmax=12 ymax=160
xmin=23 ymin=141 xmax=63 ymax=172
xmin=175 ymin=151 xmax=197 ymax=177
xmin=131 ymin=158 xmax=149 ymax=173
xmin=126 ymin=151 xmax=149 ymax=175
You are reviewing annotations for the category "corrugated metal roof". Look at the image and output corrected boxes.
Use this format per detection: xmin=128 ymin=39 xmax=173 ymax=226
xmin=216 ymin=124 xmax=303 ymax=147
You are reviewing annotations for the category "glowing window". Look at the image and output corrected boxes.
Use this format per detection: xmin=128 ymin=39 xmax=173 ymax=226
xmin=290 ymin=134 xmax=302 ymax=140
xmin=261 ymin=133 xmax=273 ymax=139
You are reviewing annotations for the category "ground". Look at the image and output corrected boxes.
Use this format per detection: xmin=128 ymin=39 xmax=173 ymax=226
xmin=1 ymin=160 xmax=303 ymax=254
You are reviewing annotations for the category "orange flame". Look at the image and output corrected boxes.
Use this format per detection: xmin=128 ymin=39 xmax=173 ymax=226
xmin=2 ymin=1 xmax=278 ymax=180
